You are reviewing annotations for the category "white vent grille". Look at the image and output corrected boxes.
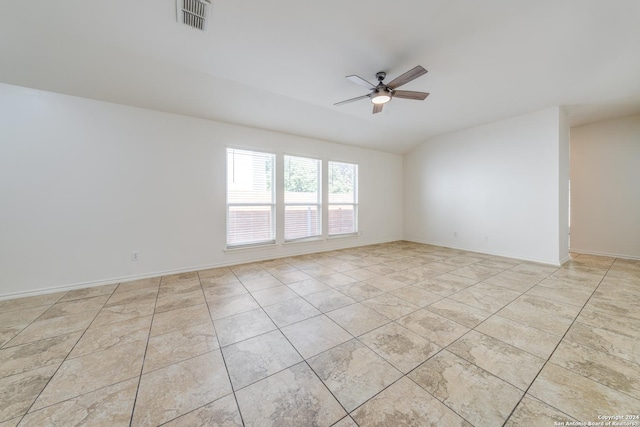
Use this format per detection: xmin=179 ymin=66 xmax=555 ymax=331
xmin=177 ymin=0 xmax=211 ymax=32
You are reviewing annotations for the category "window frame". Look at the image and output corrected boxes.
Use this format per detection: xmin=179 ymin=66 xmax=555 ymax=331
xmin=226 ymin=148 xmax=276 ymax=249
xmin=283 ymin=154 xmax=323 ymax=242
xmin=327 ymin=160 xmax=359 ymax=237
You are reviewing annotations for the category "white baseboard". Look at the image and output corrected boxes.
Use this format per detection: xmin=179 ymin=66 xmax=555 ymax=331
xmin=0 ymin=238 xmax=401 ymax=301
xmin=570 ymin=248 xmax=640 ymax=261
xmin=402 ymin=238 xmax=565 ymax=266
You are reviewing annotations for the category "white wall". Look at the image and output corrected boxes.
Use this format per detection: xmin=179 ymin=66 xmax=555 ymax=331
xmin=0 ymin=83 xmax=403 ymax=298
xmin=570 ymin=114 xmax=640 ymax=259
xmin=403 ymin=107 xmax=568 ymax=265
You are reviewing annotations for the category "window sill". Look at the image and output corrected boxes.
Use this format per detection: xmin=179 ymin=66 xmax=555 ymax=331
xmin=328 ymin=231 xmax=360 ymax=240
xmin=224 ymin=242 xmax=277 ymax=253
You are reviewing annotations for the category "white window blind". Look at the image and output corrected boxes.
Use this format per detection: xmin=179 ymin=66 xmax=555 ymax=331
xmin=328 ymin=161 xmax=358 ymax=236
xmin=226 ymin=148 xmax=275 ymax=247
xmin=284 ymin=155 xmax=321 ymax=241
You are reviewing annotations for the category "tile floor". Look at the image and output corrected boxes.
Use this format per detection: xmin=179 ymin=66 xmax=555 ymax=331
xmin=0 ymin=241 xmax=639 ymax=426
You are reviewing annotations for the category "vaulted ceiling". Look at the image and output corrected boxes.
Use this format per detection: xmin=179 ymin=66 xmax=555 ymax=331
xmin=2 ymin=0 xmax=639 ymax=153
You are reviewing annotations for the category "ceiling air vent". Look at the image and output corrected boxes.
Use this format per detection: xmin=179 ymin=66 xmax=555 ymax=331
xmin=177 ymin=0 xmax=211 ymax=32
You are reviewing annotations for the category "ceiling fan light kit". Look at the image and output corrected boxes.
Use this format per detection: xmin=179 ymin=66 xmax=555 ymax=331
xmin=335 ymin=65 xmax=429 ymax=114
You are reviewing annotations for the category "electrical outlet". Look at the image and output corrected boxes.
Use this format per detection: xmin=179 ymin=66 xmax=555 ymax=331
xmin=131 ymin=251 xmax=140 ymax=261
xmin=483 ymin=236 xmax=489 ymax=242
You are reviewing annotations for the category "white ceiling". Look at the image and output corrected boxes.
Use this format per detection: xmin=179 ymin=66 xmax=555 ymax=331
xmin=1 ymin=0 xmax=640 ymax=153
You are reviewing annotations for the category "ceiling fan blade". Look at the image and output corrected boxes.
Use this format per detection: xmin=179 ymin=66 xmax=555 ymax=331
xmin=372 ymin=103 xmax=383 ymax=114
xmin=386 ymin=65 xmax=428 ymax=89
xmin=392 ymin=90 xmax=430 ymax=101
xmin=346 ymin=75 xmax=377 ymax=89
xmin=334 ymin=94 xmax=371 ymax=106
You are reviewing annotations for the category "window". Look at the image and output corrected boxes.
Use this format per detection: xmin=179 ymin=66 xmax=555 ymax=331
xmin=226 ymin=148 xmax=275 ymax=247
xmin=284 ymin=155 xmax=321 ymax=241
xmin=328 ymin=161 xmax=358 ymax=236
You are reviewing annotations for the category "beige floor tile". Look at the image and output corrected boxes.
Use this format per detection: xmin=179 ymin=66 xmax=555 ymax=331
xmin=39 ymin=294 xmax=109 ymax=320
xmin=475 ymin=315 xmax=561 ymax=359
xmin=20 ymin=378 xmax=138 ymax=427
xmin=365 ymin=264 xmax=399 ymax=275
xmin=105 ymin=287 xmax=158 ymax=307
xmin=240 ymin=275 xmax=282 ymax=292
xmin=363 ymin=275 xmax=407 ymax=292
xmin=208 ymin=293 xmax=260 ymax=320
xmin=70 ymin=315 xmax=152 ymax=358
xmin=214 ymin=308 xmax=277 ymax=347
xmin=1 ymin=242 xmax=637 ymax=427
xmin=0 ymin=332 xmax=80 ymax=379
xmin=447 ymin=330 xmax=545 ymax=390
xmin=316 ymin=272 xmax=358 ymax=288
xmin=113 ymin=277 xmax=160 ymax=294
xmin=263 ymin=297 xmax=321 ymax=328
xmin=0 ymin=417 xmax=20 ymax=427
xmin=426 ymin=298 xmax=492 ymax=328
xmin=343 ymin=268 xmax=379 ymax=281
xmin=0 ymin=306 xmax=50 ymax=347
xmin=251 ymin=285 xmax=298 ymax=307
xmin=352 ymin=376 xmax=471 ymax=427
xmin=155 ymin=289 xmax=205 ymax=313
xmin=497 ymin=295 xmax=580 ymax=336
xmin=132 ymin=350 xmax=232 ymax=426
xmin=397 ymin=308 xmax=469 ymax=347
xmin=199 ymin=271 xmax=240 ymax=287
xmin=308 ymin=339 xmax=401 ymax=411
xmin=59 ymin=284 xmax=118 ymax=302
xmin=202 ymin=282 xmax=248 ymax=300
xmin=423 ymin=261 xmax=460 ymax=272
xmin=92 ymin=299 xmax=155 ymax=327
xmin=449 ymin=282 xmax=521 ymax=313
xmin=482 ymin=274 xmax=535 ymax=292
xmin=409 ymin=350 xmax=523 ymax=427
xmin=359 ymin=323 xmax=441 ymax=374
xmin=162 ymin=394 xmax=243 ymax=426
xmin=0 ymin=292 xmax=65 ymax=313
xmin=229 ymin=263 xmax=270 ymax=281
xmin=584 ymin=296 xmax=640 ymax=321
xmin=505 ymin=395 xmax=576 ymax=426
xmin=144 ymin=322 xmax=219 ymax=373
xmin=150 ymin=303 xmax=210 ymax=337
xmin=390 ymin=285 xmax=442 ymax=307
xmin=287 ymin=278 xmax=331 ymax=296
xmin=235 ymin=362 xmax=346 ymax=427
xmin=326 ymin=303 xmax=389 ymax=337
xmin=361 ymin=294 xmax=419 ymax=319
xmin=6 ymin=311 xmax=96 ymax=347
xmin=450 ymin=264 xmax=504 ymax=281
xmin=32 ymin=340 xmax=145 ymax=410
xmin=281 ymin=315 xmax=351 ymax=359
xmin=415 ymin=273 xmax=477 ymax=296
xmin=524 ymin=284 xmax=593 ymax=308
xmin=305 ymin=289 xmax=356 ymax=312
xmin=271 ymin=270 xmax=313 ymax=284
xmin=528 ymin=363 xmax=640 ymax=421
xmin=565 ymin=321 xmax=640 ymax=365
xmin=301 ymin=265 xmax=340 ymax=278
xmin=0 ymin=364 xmax=58 ymax=422
xmin=160 ymin=272 xmax=199 ymax=285
xmin=222 ymin=330 xmax=302 ymax=390
xmin=332 ymin=416 xmax=358 ymax=427
xmin=550 ymin=340 xmax=640 ymax=399
xmin=157 ymin=280 xmax=202 ymax=296
xmin=577 ymin=304 xmax=640 ymax=333
xmin=338 ymin=282 xmax=385 ymax=302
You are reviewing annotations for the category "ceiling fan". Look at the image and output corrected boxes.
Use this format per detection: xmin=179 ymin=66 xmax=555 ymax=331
xmin=335 ymin=65 xmax=430 ymax=114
